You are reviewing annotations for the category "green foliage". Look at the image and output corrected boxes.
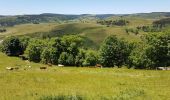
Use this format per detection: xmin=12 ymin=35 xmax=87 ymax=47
xmin=83 ymin=50 xmax=99 ymax=66
xmin=2 ymin=36 xmax=23 ymax=56
xmin=58 ymin=52 xmax=75 ymax=66
xmin=19 ymin=36 xmax=30 ymax=52
xmin=125 ymin=28 xmax=139 ymax=35
xmin=136 ymin=25 xmax=162 ymax=32
xmin=142 ymin=32 xmax=170 ymax=67
xmin=153 ymin=18 xmax=170 ymax=28
xmin=75 ymin=49 xmax=86 ymax=67
xmin=99 ymin=35 xmax=130 ymax=67
xmin=97 ymin=19 xmax=129 ymax=26
xmin=129 ymin=43 xmax=155 ymax=69
xmin=129 ymin=32 xmax=170 ymax=69
xmin=0 ymin=14 xmax=79 ymax=26
xmin=41 ymin=47 xmax=59 ymax=65
xmin=25 ymin=39 xmax=46 ymax=62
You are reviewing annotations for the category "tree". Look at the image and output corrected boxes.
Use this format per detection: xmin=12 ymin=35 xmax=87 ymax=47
xmin=25 ymin=39 xmax=45 ymax=62
xmin=67 ymin=43 xmax=79 ymax=57
xmin=83 ymin=50 xmax=99 ymax=66
xmin=142 ymin=32 xmax=170 ymax=68
xmin=2 ymin=36 xmax=23 ymax=56
xmin=19 ymin=36 xmax=30 ymax=52
xmin=129 ymin=32 xmax=170 ymax=69
xmin=128 ymin=43 xmax=154 ymax=69
xmin=41 ymin=47 xmax=59 ymax=65
xmin=58 ymin=52 xmax=75 ymax=66
xmin=61 ymin=35 xmax=83 ymax=52
xmin=99 ymin=35 xmax=130 ymax=67
xmin=49 ymin=37 xmax=63 ymax=53
xmin=75 ymin=49 xmax=86 ymax=67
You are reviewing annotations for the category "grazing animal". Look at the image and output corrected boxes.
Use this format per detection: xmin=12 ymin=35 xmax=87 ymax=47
xmin=6 ymin=67 xmax=14 ymax=70
xmin=157 ymin=67 xmax=170 ymax=70
xmin=6 ymin=67 xmax=19 ymax=70
xmin=95 ymin=64 xmax=103 ymax=68
xmin=14 ymin=67 xmax=19 ymax=70
xmin=40 ymin=67 xmax=47 ymax=70
xmin=58 ymin=64 xmax=64 ymax=67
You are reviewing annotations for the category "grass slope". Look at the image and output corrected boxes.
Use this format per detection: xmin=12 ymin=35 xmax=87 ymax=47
xmin=0 ymin=23 xmax=58 ymax=39
xmin=0 ymin=52 xmax=170 ymax=100
xmin=0 ymin=17 xmax=153 ymax=47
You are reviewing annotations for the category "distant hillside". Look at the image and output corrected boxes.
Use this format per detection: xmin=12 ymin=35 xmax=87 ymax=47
xmin=129 ymin=12 xmax=170 ymax=19
xmin=0 ymin=12 xmax=169 ymax=27
xmin=0 ymin=14 xmax=115 ymax=27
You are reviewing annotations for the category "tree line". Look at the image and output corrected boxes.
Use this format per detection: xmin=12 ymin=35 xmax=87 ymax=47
xmin=0 ymin=32 xmax=170 ymax=69
xmin=97 ymin=19 xmax=129 ymax=27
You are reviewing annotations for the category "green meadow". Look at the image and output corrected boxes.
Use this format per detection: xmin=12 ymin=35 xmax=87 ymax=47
xmin=0 ymin=53 xmax=170 ymax=100
xmin=0 ymin=12 xmax=170 ymax=100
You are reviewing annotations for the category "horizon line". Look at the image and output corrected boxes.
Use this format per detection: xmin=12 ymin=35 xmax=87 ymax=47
xmin=0 ymin=11 xmax=170 ymax=16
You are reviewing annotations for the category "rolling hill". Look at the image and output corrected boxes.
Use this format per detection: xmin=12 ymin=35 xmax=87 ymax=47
xmin=0 ymin=12 xmax=169 ymax=27
xmin=0 ymin=12 xmax=169 ymax=49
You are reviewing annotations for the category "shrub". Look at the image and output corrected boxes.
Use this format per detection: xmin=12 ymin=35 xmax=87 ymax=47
xmin=75 ymin=49 xmax=86 ymax=67
xmin=83 ymin=50 xmax=99 ymax=66
xmin=19 ymin=36 xmax=30 ymax=52
xmin=2 ymin=36 xmax=23 ymax=56
xmin=142 ymin=32 xmax=170 ymax=68
xmin=128 ymin=43 xmax=155 ymax=69
xmin=58 ymin=52 xmax=75 ymax=66
xmin=25 ymin=39 xmax=46 ymax=62
xmin=99 ymin=35 xmax=130 ymax=67
xmin=41 ymin=47 xmax=59 ymax=65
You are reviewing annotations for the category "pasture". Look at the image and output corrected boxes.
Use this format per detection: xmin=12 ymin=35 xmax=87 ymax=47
xmin=0 ymin=53 xmax=170 ymax=100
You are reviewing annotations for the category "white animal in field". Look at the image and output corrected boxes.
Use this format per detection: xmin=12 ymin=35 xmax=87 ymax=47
xmin=6 ymin=67 xmax=14 ymax=70
xmin=157 ymin=67 xmax=170 ymax=70
xmin=58 ymin=64 xmax=64 ymax=67
xmin=6 ymin=67 xmax=19 ymax=70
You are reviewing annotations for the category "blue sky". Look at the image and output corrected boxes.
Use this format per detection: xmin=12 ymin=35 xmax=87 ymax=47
xmin=0 ymin=0 xmax=169 ymax=15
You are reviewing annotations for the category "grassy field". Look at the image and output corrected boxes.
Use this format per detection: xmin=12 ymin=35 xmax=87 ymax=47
xmin=0 ymin=52 xmax=170 ymax=100
xmin=0 ymin=23 xmax=58 ymax=38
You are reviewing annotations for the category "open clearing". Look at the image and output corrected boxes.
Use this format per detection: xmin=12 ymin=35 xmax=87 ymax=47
xmin=0 ymin=53 xmax=170 ymax=100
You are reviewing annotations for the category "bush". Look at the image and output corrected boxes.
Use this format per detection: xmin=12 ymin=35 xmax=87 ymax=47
xmin=99 ymin=35 xmax=130 ymax=67
xmin=2 ymin=36 xmax=23 ymax=56
xmin=58 ymin=52 xmax=75 ymax=66
xmin=83 ymin=50 xmax=99 ymax=66
xmin=20 ymin=36 xmax=30 ymax=52
xmin=40 ymin=37 xmax=63 ymax=64
xmin=75 ymin=49 xmax=86 ymax=67
xmin=41 ymin=47 xmax=59 ymax=65
xmin=128 ymin=43 xmax=155 ymax=69
xmin=142 ymin=32 xmax=170 ymax=68
xmin=25 ymin=39 xmax=46 ymax=62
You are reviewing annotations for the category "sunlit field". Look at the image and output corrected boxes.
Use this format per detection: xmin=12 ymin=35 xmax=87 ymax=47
xmin=0 ymin=53 xmax=170 ymax=100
